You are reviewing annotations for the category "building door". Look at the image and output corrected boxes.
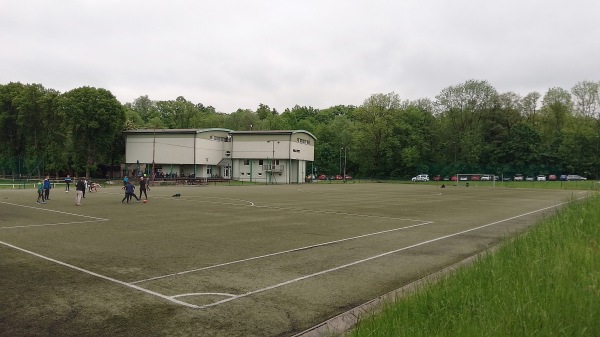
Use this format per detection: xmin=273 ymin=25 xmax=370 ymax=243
xmin=223 ymin=166 xmax=230 ymax=178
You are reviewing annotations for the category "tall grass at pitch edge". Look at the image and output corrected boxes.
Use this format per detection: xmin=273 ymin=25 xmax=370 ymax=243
xmin=347 ymin=195 xmax=600 ymax=337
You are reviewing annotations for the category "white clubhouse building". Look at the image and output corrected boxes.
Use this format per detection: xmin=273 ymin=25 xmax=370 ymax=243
xmin=124 ymin=129 xmax=316 ymax=184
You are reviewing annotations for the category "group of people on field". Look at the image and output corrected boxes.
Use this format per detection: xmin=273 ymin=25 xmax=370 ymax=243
xmin=36 ymin=174 xmax=143 ymax=206
xmin=121 ymin=175 xmax=149 ymax=203
xmin=36 ymin=176 xmax=52 ymax=204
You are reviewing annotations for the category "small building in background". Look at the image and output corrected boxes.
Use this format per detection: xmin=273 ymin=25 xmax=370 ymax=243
xmin=123 ymin=129 xmax=316 ymax=184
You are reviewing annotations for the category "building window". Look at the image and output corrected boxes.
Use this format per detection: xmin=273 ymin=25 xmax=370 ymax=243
xmin=244 ymin=160 xmax=250 ymax=165
xmin=210 ymin=135 xmax=228 ymax=142
xmin=259 ymin=159 xmax=264 ymax=165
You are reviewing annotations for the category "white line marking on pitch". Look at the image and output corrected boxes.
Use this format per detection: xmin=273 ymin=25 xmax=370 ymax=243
xmin=0 ymin=195 xmax=584 ymax=309
xmin=146 ymin=194 xmax=256 ymax=207
xmin=0 ymin=201 xmax=108 ymax=221
xmin=0 ymin=201 xmax=109 ymax=229
xmin=1 ymin=220 xmax=109 ymax=229
xmin=171 ymin=292 xmax=236 ymax=299
xmin=139 ymin=194 xmax=424 ymax=222
xmin=0 ymin=239 xmax=199 ymax=309
xmin=254 ymin=204 xmax=425 ymax=222
xmin=194 ymin=201 xmax=571 ymax=309
xmin=130 ymin=221 xmax=434 ymax=284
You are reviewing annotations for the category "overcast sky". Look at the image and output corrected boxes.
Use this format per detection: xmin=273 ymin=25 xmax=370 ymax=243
xmin=2 ymin=0 xmax=599 ymax=113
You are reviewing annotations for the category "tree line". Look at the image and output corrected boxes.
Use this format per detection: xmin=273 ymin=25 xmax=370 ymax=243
xmin=1 ymin=79 xmax=599 ymax=180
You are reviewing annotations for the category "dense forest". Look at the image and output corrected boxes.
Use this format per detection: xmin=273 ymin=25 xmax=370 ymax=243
xmin=1 ymin=79 xmax=599 ymax=180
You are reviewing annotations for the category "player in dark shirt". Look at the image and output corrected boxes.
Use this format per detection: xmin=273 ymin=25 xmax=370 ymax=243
xmin=138 ymin=176 xmax=148 ymax=200
xmin=121 ymin=181 xmax=140 ymax=203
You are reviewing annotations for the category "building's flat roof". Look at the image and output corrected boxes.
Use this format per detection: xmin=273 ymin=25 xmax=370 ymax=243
xmin=230 ymin=130 xmax=316 ymax=140
xmin=124 ymin=128 xmax=316 ymax=140
xmin=124 ymin=128 xmax=233 ymax=135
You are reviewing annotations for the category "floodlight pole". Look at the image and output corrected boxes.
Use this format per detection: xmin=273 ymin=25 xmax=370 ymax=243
xmin=151 ymin=128 xmax=156 ymax=186
xmin=339 ymin=147 xmax=342 ymax=176
xmin=596 ymin=135 xmax=599 ymax=180
xmin=343 ymin=146 xmax=347 ymax=183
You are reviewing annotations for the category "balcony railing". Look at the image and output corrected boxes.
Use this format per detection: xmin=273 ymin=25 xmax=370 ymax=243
xmin=263 ymin=164 xmax=284 ymax=172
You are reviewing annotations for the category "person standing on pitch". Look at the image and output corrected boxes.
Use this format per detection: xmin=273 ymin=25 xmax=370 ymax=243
xmin=64 ymin=174 xmax=72 ymax=192
xmin=138 ymin=176 xmax=148 ymax=200
xmin=82 ymin=178 xmax=88 ymax=198
xmin=43 ymin=175 xmax=51 ymax=200
xmin=75 ymin=177 xmax=85 ymax=206
xmin=37 ymin=179 xmax=46 ymax=204
xmin=122 ymin=181 xmax=140 ymax=203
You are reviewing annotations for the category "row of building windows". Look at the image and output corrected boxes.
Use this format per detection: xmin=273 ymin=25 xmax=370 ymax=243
xmin=243 ymin=159 xmax=280 ymax=165
xmin=208 ymin=135 xmax=309 ymax=144
xmin=209 ymin=136 xmax=230 ymax=142
xmin=240 ymin=172 xmax=283 ymax=176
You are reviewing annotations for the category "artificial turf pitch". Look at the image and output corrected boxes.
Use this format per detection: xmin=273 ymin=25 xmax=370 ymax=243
xmin=0 ymin=183 xmax=585 ymax=337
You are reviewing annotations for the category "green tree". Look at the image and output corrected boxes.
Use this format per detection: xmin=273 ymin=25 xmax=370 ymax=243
xmin=256 ymin=103 xmax=277 ymax=120
xmin=60 ymin=87 xmax=125 ymax=178
xmin=0 ymin=82 xmax=27 ymax=176
xmin=156 ymin=96 xmax=199 ymax=129
xmin=226 ymin=109 xmax=258 ymax=131
xmin=128 ymin=95 xmax=158 ymax=123
xmin=521 ymin=91 xmax=541 ymax=127
xmin=435 ymin=80 xmax=499 ymax=167
xmin=571 ymin=80 xmax=600 ymax=119
xmin=352 ymin=92 xmax=401 ymax=177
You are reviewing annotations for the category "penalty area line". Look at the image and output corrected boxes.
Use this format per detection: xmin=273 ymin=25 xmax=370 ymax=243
xmin=0 ymin=239 xmax=199 ymax=309
xmin=131 ymin=220 xmax=434 ymax=284
xmin=196 ymin=201 xmax=570 ymax=309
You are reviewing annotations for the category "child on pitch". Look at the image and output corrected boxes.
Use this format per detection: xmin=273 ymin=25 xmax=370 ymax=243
xmin=37 ymin=180 xmax=46 ymax=204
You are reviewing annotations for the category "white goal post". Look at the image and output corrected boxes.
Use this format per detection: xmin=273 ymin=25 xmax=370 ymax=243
xmin=454 ymin=174 xmax=496 ymax=187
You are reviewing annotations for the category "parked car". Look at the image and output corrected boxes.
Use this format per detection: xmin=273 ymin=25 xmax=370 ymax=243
xmin=514 ymin=174 xmax=524 ymax=181
xmin=566 ymin=175 xmax=587 ymax=181
xmin=433 ymin=175 xmax=442 ymax=181
xmin=344 ymin=175 xmax=352 ymax=180
xmin=335 ymin=175 xmax=343 ymax=180
xmin=526 ymin=176 xmax=534 ymax=181
xmin=471 ymin=175 xmax=481 ymax=181
xmin=548 ymin=174 xmax=557 ymax=181
xmin=480 ymin=175 xmax=491 ymax=181
xmin=560 ymin=175 xmax=568 ymax=181
xmin=318 ymin=174 xmax=327 ymax=180
xmin=450 ymin=175 xmax=457 ymax=181
xmin=412 ymin=174 xmax=429 ymax=182
xmin=537 ymin=175 xmax=546 ymax=181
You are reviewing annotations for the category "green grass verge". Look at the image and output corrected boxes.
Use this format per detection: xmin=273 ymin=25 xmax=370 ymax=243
xmin=348 ymin=194 xmax=600 ymax=337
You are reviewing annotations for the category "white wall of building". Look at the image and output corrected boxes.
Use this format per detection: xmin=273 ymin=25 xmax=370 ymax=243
xmin=125 ymin=129 xmax=314 ymax=183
